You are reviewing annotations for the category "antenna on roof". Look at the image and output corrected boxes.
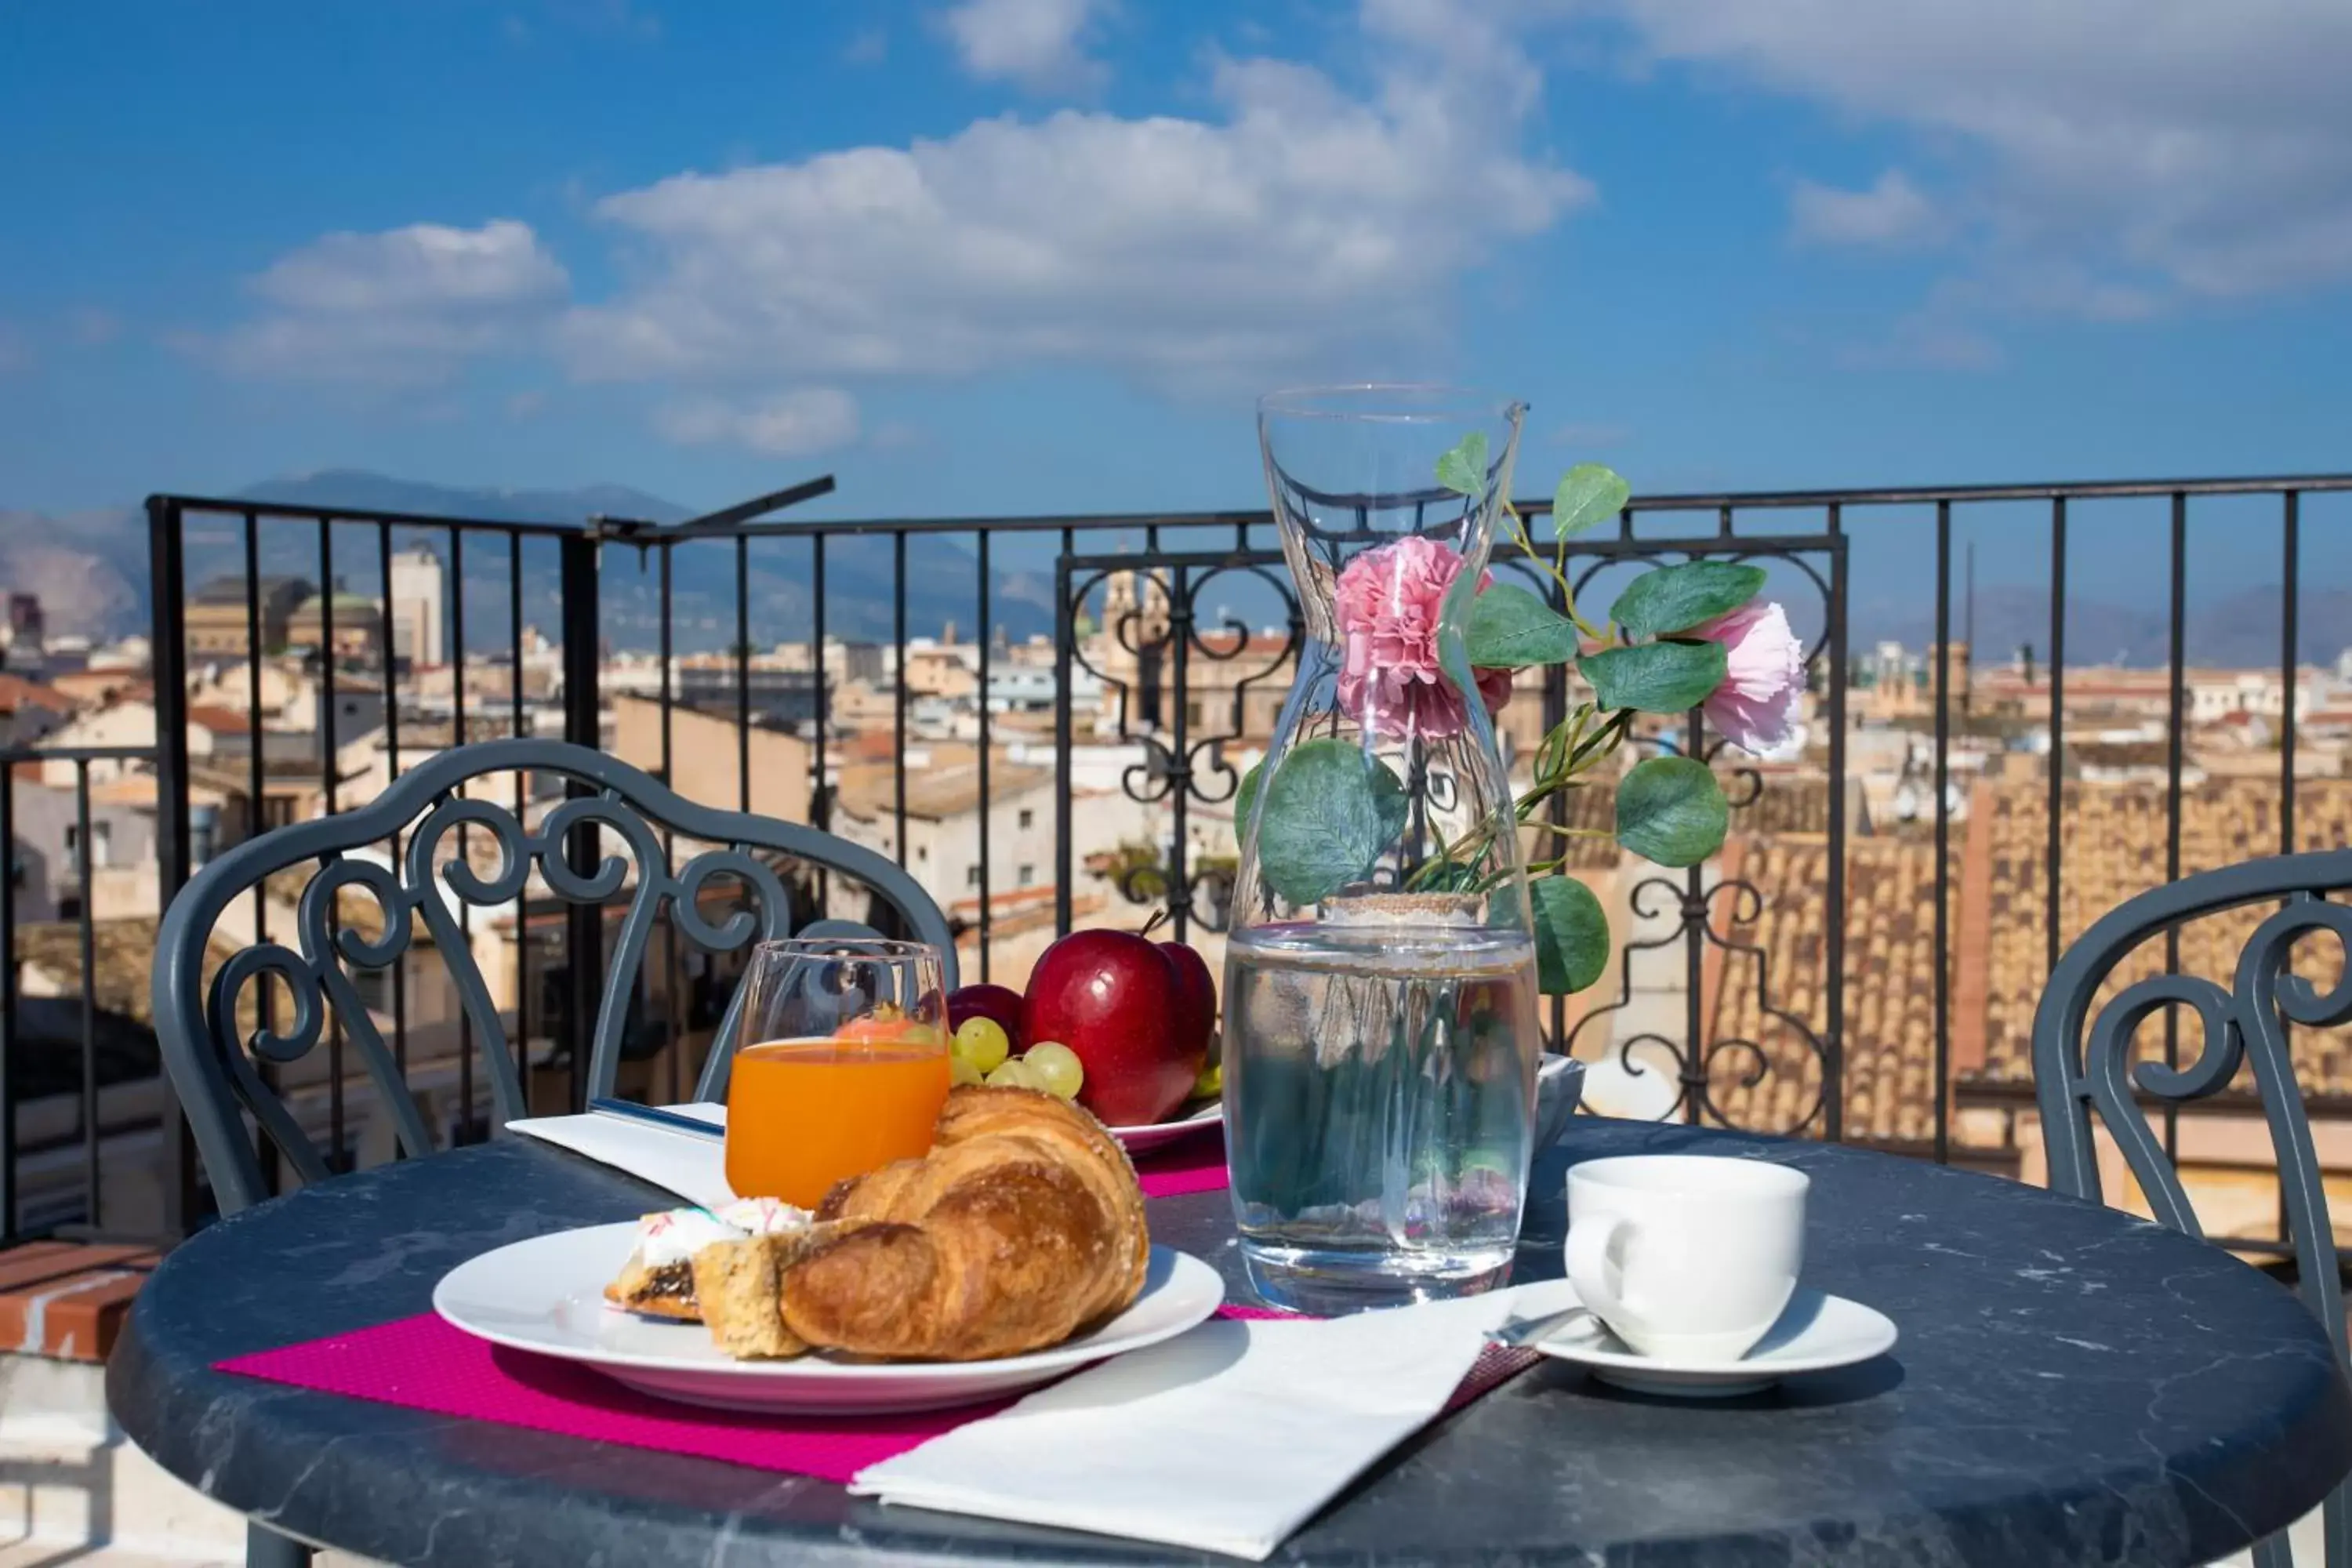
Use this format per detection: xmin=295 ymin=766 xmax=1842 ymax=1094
xmin=1962 ymin=539 xmax=1976 ymax=719
xmin=588 ymin=475 xmax=838 ymax=550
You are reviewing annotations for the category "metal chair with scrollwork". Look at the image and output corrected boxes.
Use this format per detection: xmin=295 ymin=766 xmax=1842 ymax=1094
xmin=142 ymin=740 xmax=953 ymax=1568
xmin=2033 ymin=850 xmax=2352 ymax=1568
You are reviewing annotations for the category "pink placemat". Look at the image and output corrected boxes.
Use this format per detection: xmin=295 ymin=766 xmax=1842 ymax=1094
xmin=1132 ymin=1127 xmax=1229 ymax=1198
xmin=216 ymin=1302 xmax=1534 ymax=1488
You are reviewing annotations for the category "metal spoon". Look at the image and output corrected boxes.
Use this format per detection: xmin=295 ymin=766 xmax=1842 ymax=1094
xmin=586 ymin=1098 xmax=725 ymax=1142
xmin=1485 ymin=1303 xmax=1595 ymax=1349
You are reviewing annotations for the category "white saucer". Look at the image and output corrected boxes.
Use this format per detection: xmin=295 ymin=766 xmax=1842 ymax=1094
xmin=1530 ymin=1289 xmax=1897 ymax=1398
xmin=434 ymin=1224 xmax=1225 ymax=1414
xmin=1108 ymin=1098 xmax=1223 ymax=1155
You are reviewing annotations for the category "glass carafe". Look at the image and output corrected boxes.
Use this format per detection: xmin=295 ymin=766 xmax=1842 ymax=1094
xmin=1226 ymin=386 xmax=1544 ymax=1314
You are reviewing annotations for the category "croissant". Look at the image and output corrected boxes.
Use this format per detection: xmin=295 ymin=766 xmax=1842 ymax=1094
xmin=770 ymin=1083 xmax=1152 ymax=1361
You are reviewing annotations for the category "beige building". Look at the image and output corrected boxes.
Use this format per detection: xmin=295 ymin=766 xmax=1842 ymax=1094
xmin=824 ymin=745 xmax=1163 ymax=990
xmin=611 ymin=694 xmax=814 ymax=824
xmin=832 ymin=760 xmax=1059 ymax=914
xmin=184 ymin=576 xmax=310 ymax=659
xmin=187 ymin=656 xmax=307 ymax=721
xmin=285 ymin=590 xmax=384 ymax=662
xmin=37 ymin=699 xmax=240 ymax=786
xmin=903 ymin=639 xmax=980 ymax=700
xmin=387 ymin=544 xmax=446 ymax=668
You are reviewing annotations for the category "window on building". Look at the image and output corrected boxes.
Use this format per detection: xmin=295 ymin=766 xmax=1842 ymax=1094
xmin=967 ymin=865 xmax=982 ymax=887
xmin=349 ymin=963 xmax=393 ymax=1014
xmin=1018 ymin=864 xmax=1036 ymax=887
xmin=62 ymin=821 xmax=112 ymax=868
xmin=1185 ymin=700 xmax=1203 ymax=728
xmin=917 ymin=844 xmax=928 ymax=863
xmin=1017 ymin=808 xmax=1034 ymax=829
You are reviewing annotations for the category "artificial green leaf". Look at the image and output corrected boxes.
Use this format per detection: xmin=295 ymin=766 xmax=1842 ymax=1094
xmin=1255 ymin=739 xmax=1409 ymax=906
xmin=1466 ymin=582 xmax=1581 ymax=668
xmin=1610 ymin=560 xmax=1767 ymax=638
xmin=1234 ymin=759 xmax=1265 ymax=833
xmin=1552 ymin=464 xmax=1630 ymax=539
xmin=1580 ymin=640 xmax=1727 ymax=714
xmin=1614 ymin=755 xmax=1730 ymax=867
xmin=1530 ymin=874 xmax=1610 ymax=995
xmin=1435 ymin=432 xmax=1490 ymax=497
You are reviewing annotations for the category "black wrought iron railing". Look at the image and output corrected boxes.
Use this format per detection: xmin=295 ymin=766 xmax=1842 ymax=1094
xmin=7 ymin=472 xmax=2350 ymax=1243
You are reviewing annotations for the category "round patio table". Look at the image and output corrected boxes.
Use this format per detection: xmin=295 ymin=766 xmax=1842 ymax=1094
xmin=110 ymin=1117 xmax=2351 ymax=1566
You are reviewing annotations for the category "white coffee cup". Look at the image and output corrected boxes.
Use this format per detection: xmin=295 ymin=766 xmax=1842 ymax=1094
xmin=1564 ymin=1155 xmax=1809 ymax=1361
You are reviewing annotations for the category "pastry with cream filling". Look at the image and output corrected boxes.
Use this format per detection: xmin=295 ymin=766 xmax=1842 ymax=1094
xmin=603 ymin=1196 xmax=809 ymax=1321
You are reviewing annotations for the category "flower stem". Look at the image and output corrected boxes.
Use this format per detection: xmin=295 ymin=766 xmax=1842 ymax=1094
xmin=1504 ymin=502 xmax=1607 ymax=641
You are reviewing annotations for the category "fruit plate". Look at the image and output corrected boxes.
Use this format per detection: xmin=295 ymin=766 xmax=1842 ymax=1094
xmin=1107 ymin=1098 xmax=1224 ymax=1155
xmin=434 ymin=1225 xmax=1225 ymax=1415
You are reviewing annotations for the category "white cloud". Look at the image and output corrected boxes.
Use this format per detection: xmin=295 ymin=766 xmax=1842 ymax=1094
xmin=655 ymin=388 xmax=862 ymax=456
xmin=1789 ymin=170 xmax=1937 ymax=250
xmin=561 ymin=1 xmax=1591 ymax=394
xmin=64 ymin=307 xmax=122 ymax=346
xmin=939 ymin=0 xmax=1107 ymax=94
xmin=1596 ymin=0 xmax=2352 ymax=308
xmin=212 ymin=219 xmax=568 ymax=384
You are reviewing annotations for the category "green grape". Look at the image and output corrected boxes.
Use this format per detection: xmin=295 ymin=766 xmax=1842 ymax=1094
xmin=1024 ymin=1041 xmax=1084 ymax=1102
xmin=949 ymin=1054 xmax=984 ymax=1088
xmin=984 ymin=1058 xmax=1040 ymax=1091
xmin=954 ymin=1016 xmax=1011 ymax=1073
xmin=1192 ymin=1059 xmax=1221 ymax=1100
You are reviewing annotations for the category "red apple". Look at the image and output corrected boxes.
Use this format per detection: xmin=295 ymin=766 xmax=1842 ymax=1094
xmin=1160 ymin=942 xmax=1217 ymax=1060
xmin=946 ymin=983 xmax=1025 ymax=1040
xmin=1023 ymin=930 xmax=1204 ymax=1127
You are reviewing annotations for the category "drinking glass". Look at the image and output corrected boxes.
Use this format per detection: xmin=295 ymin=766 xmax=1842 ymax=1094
xmin=724 ymin=937 xmax=952 ymax=1209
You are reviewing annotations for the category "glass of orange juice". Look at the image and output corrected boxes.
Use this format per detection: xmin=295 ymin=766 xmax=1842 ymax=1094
xmin=724 ymin=937 xmax=952 ymax=1209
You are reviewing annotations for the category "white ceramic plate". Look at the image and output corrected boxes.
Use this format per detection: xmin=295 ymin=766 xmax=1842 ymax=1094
xmin=1530 ymin=1289 xmax=1897 ymax=1399
xmin=1107 ymin=1098 xmax=1224 ymax=1155
xmin=434 ymin=1224 xmax=1225 ymax=1414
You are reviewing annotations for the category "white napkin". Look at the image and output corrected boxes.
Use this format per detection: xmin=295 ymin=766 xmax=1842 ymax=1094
xmin=851 ymin=1278 xmax=1577 ymax=1560
xmin=505 ymin=1103 xmax=734 ymax=1211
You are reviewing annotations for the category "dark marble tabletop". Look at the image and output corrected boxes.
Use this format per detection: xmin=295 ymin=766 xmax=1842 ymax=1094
xmin=108 ymin=1117 xmax=2351 ymax=1566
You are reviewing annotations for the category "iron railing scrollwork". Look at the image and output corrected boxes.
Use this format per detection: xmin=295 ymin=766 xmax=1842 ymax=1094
xmin=1053 ymin=514 xmax=1847 ymax=1141
xmin=1056 ymin=542 xmax=1302 ymax=941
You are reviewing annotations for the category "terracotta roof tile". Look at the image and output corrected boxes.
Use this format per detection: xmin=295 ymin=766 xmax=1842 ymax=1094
xmin=0 ymin=673 xmax=77 ymax=715
xmin=187 ymin=705 xmax=253 ymax=735
xmin=1969 ymin=778 xmax=2352 ymax=1093
xmin=1700 ymin=832 xmax=1950 ymax=1145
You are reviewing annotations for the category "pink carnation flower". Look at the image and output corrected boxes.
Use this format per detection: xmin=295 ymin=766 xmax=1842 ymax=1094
xmin=1331 ymin=536 xmax=1512 ymax=740
xmin=1692 ymin=601 xmax=1806 ymax=753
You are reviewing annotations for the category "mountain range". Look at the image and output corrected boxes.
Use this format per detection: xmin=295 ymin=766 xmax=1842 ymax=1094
xmin=0 ymin=472 xmax=1061 ymax=652
xmin=0 ymin=472 xmax=2341 ymax=671
xmin=1853 ymin=583 xmax=2352 ymax=674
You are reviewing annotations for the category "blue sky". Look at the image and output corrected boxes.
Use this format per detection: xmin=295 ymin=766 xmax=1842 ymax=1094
xmin=2 ymin=0 xmax=2348 ymax=568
